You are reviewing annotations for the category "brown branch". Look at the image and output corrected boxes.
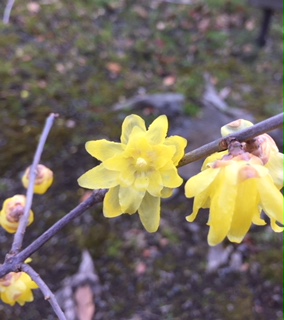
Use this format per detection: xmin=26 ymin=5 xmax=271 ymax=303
xmin=3 ymin=0 xmax=16 ymax=24
xmin=11 ymin=113 xmax=59 ymax=255
xmin=21 ymin=263 xmax=66 ymax=320
xmin=178 ymin=112 xmax=283 ymax=167
xmin=0 ymin=190 xmax=107 ymax=278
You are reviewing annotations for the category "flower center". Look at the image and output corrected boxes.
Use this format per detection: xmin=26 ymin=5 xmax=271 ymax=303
xmin=136 ymin=157 xmax=148 ymax=169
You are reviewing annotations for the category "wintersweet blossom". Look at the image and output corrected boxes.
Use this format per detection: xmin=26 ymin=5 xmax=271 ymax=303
xmin=22 ymin=164 xmax=54 ymax=194
xmin=221 ymin=119 xmax=283 ymax=189
xmin=0 ymin=195 xmax=34 ymax=233
xmin=185 ymin=146 xmax=283 ymax=246
xmin=0 ymin=271 xmax=38 ymax=306
xmin=78 ymin=114 xmax=187 ymax=232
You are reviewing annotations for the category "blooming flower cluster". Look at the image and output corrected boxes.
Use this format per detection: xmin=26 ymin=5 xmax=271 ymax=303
xmin=0 ymin=270 xmax=38 ymax=306
xmin=0 ymin=195 xmax=34 ymax=233
xmin=78 ymin=114 xmax=187 ymax=232
xmin=185 ymin=119 xmax=283 ymax=246
xmin=78 ymin=116 xmax=283 ymax=245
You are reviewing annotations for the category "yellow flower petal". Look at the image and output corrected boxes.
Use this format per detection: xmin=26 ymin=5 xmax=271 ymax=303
xmin=103 ymin=187 xmax=123 ymax=218
xmin=227 ymin=179 xmax=258 ymax=243
xmin=134 ymin=172 xmax=149 ymax=191
xmin=207 ymin=167 xmax=238 ymax=246
xmin=152 ymin=145 xmax=176 ymax=169
xmin=265 ymin=152 xmax=284 ymax=189
xmin=138 ymin=193 xmax=160 ymax=232
xmin=160 ymin=164 xmax=183 ymax=188
xmin=77 ymin=164 xmax=119 ymax=189
xmin=1 ymin=292 xmax=16 ymax=306
xmin=119 ymin=166 xmax=136 ymax=187
xmin=252 ymin=209 xmax=266 ymax=226
xmin=257 ymin=176 xmax=284 ymax=225
xmin=186 ymin=186 xmax=212 ymax=222
xmin=18 ymin=288 xmax=34 ymax=304
xmin=85 ymin=140 xmax=124 ymax=161
xmin=121 ymin=114 xmax=146 ymax=144
xmin=147 ymin=171 xmax=163 ymax=197
xmin=104 ymin=155 xmax=129 ymax=171
xmin=119 ymin=186 xmax=145 ymax=213
xmin=185 ymin=167 xmax=220 ymax=198
xmin=165 ymin=136 xmax=187 ymax=165
xmin=201 ymin=151 xmax=228 ymax=170
xmin=145 ymin=115 xmax=168 ymax=144
xmin=270 ymin=218 xmax=284 ymax=232
xmin=160 ymin=187 xmax=174 ymax=198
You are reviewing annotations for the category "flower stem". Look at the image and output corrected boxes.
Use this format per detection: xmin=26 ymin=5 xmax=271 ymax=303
xmin=0 ymin=190 xmax=106 ymax=278
xmin=10 ymin=113 xmax=59 ymax=255
xmin=178 ymin=112 xmax=283 ymax=167
xmin=21 ymin=263 xmax=67 ymax=320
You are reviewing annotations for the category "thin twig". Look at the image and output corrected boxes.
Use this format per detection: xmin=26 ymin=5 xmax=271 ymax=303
xmin=3 ymin=0 xmax=16 ymax=24
xmin=10 ymin=113 xmax=59 ymax=254
xmin=178 ymin=112 xmax=283 ymax=167
xmin=0 ymin=189 xmax=107 ymax=278
xmin=21 ymin=263 xmax=66 ymax=320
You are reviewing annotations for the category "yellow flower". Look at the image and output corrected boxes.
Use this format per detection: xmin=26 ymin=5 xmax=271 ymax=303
xmin=0 ymin=195 xmax=34 ymax=233
xmin=22 ymin=164 xmax=54 ymax=195
xmin=0 ymin=271 xmax=38 ymax=306
xmin=250 ymin=133 xmax=283 ymax=189
xmin=78 ymin=114 xmax=187 ymax=232
xmin=212 ymin=119 xmax=283 ymax=189
xmin=185 ymin=152 xmax=283 ymax=246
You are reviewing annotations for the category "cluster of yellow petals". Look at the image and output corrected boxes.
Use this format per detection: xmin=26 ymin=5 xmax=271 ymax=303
xmin=0 ymin=271 xmax=38 ymax=306
xmin=22 ymin=164 xmax=54 ymax=194
xmin=78 ymin=114 xmax=187 ymax=232
xmin=185 ymin=119 xmax=283 ymax=246
xmin=0 ymin=195 xmax=34 ymax=233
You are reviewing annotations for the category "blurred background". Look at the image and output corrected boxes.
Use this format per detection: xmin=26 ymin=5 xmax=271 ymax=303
xmin=0 ymin=0 xmax=283 ymax=319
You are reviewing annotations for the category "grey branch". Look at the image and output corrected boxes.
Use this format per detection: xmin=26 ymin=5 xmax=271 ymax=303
xmin=178 ymin=112 xmax=283 ymax=167
xmin=21 ymin=263 xmax=67 ymax=320
xmin=3 ymin=0 xmax=15 ymax=24
xmin=11 ymin=113 xmax=59 ymax=254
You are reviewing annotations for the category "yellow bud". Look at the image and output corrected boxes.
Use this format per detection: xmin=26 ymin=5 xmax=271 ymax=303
xmin=0 ymin=195 xmax=34 ymax=233
xmin=221 ymin=119 xmax=254 ymax=137
xmin=22 ymin=164 xmax=53 ymax=194
xmin=0 ymin=270 xmax=38 ymax=306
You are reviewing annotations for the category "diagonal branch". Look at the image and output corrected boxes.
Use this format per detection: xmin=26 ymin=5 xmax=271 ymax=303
xmin=3 ymin=0 xmax=16 ymax=24
xmin=21 ymin=263 xmax=66 ymax=320
xmin=10 ymin=113 xmax=59 ymax=255
xmin=0 ymin=190 xmax=106 ymax=278
xmin=178 ymin=112 xmax=283 ymax=167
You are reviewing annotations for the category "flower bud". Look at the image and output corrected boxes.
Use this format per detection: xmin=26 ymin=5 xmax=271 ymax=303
xmin=221 ymin=119 xmax=253 ymax=137
xmin=22 ymin=164 xmax=53 ymax=194
xmin=0 ymin=271 xmax=38 ymax=306
xmin=0 ymin=195 xmax=34 ymax=233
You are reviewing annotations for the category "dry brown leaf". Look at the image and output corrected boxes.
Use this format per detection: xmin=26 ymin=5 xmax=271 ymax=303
xmin=74 ymin=285 xmax=95 ymax=320
xmin=27 ymin=2 xmax=41 ymax=13
xmin=106 ymin=62 xmax=122 ymax=75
